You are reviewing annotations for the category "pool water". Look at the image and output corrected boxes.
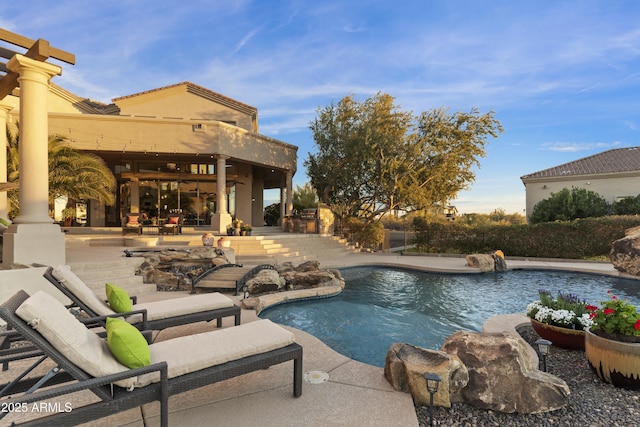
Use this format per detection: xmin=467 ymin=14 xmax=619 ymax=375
xmin=259 ymin=267 xmax=640 ymax=367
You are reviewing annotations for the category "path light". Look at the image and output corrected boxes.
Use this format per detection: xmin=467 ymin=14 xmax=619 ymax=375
xmin=535 ymin=339 xmax=552 ymax=372
xmin=424 ymin=372 xmax=441 ymax=427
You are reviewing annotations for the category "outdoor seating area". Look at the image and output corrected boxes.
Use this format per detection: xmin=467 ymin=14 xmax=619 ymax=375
xmin=43 ymin=265 xmax=241 ymax=331
xmin=0 ymin=290 xmax=302 ymax=427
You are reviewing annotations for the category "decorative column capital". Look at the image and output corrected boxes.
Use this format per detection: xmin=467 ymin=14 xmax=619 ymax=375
xmin=7 ymin=54 xmax=62 ymax=80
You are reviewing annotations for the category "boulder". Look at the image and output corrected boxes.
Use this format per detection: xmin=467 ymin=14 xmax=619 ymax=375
xmin=294 ymin=260 xmax=320 ymax=272
xmin=384 ymin=343 xmax=468 ymax=408
xmin=465 ymin=254 xmax=495 ymax=272
xmin=441 ymin=331 xmax=570 ymax=414
xmin=465 ymin=251 xmax=507 ymax=272
xmin=280 ymin=269 xmax=345 ymax=290
xmin=246 ymin=269 xmax=286 ymax=294
xmin=610 ymin=228 xmax=640 ymax=276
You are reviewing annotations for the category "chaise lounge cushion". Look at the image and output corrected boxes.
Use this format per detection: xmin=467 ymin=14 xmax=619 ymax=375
xmin=136 ymin=319 xmax=295 ymax=387
xmin=106 ymin=283 xmax=133 ymax=313
xmin=52 ymin=264 xmax=113 ymax=317
xmin=15 ymin=291 xmax=136 ymax=389
xmin=106 ymin=317 xmax=151 ymax=368
xmin=128 ymin=294 xmax=236 ymax=324
xmin=51 ymin=264 xmax=237 ymax=324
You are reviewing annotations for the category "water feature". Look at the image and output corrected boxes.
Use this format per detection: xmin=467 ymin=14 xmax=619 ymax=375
xmin=260 ymin=266 xmax=640 ymax=367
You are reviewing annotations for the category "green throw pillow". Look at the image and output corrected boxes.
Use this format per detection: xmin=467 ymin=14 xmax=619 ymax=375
xmin=105 ymin=317 xmax=151 ymax=369
xmin=106 ymin=283 xmax=133 ymax=313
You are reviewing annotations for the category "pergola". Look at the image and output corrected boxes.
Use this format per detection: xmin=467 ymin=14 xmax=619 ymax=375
xmin=0 ymin=28 xmax=75 ymax=266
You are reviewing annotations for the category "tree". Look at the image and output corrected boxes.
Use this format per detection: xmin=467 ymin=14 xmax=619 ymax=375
xmin=292 ymin=182 xmax=318 ymax=212
xmin=529 ymin=187 xmax=610 ymax=223
xmin=7 ymin=127 xmax=117 ymax=217
xmin=305 ymin=93 xmax=502 ymax=224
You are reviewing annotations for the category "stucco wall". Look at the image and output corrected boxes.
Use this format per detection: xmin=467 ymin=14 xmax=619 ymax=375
xmin=524 ymin=173 xmax=640 ymax=219
xmin=115 ymin=90 xmax=255 ymax=131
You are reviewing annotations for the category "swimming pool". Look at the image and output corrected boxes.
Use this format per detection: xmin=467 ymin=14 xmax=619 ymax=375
xmin=259 ymin=266 xmax=640 ymax=367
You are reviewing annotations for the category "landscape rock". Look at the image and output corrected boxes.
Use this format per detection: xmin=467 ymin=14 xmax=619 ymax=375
xmin=294 ymin=260 xmax=320 ymax=272
xmin=465 ymin=251 xmax=508 ymax=272
xmin=246 ymin=269 xmax=286 ymax=294
xmin=280 ymin=269 xmax=345 ymax=290
xmin=384 ymin=343 xmax=468 ymax=408
xmin=441 ymin=331 xmax=570 ymax=414
xmin=610 ymin=228 xmax=640 ymax=276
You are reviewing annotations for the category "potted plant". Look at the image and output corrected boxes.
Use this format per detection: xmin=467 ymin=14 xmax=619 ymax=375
xmin=526 ymin=289 xmax=592 ymax=350
xmin=61 ymin=207 xmax=75 ymax=227
xmin=233 ymin=218 xmax=243 ymax=235
xmin=240 ymin=224 xmax=253 ymax=236
xmin=584 ymin=291 xmax=640 ymax=389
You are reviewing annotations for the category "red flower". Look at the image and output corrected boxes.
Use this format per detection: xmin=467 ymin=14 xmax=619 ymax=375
xmin=585 ymin=305 xmax=599 ymax=312
xmin=603 ymin=308 xmax=615 ymax=315
xmin=612 ymin=295 xmax=618 ymax=300
xmin=635 ymin=320 xmax=640 ymax=331
xmin=589 ymin=312 xmax=597 ymax=319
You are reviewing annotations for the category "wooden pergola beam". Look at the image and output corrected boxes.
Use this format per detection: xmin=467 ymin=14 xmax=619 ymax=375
xmin=0 ymin=28 xmax=75 ymax=100
xmin=0 ymin=29 xmax=75 ymax=64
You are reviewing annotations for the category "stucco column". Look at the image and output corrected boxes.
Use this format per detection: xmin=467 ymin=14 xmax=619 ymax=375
xmin=3 ymin=54 xmax=65 ymax=267
xmin=285 ymin=170 xmax=293 ymax=216
xmin=0 ymin=101 xmax=13 ymax=221
xmin=216 ymin=155 xmax=228 ymax=214
xmin=210 ymin=155 xmax=232 ymax=233
xmin=280 ymin=187 xmax=286 ymax=220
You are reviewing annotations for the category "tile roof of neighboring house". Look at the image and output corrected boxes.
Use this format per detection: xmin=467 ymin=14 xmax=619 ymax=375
xmin=521 ymin=147 xmax=640 ymax=180
xmin=112 ymin=81 xmax=257 ymax=116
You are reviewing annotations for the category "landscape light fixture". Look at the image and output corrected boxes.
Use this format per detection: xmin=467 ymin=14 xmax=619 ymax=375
xmin=535 ymin=339 xmax=552 ymax=372
xmin=424 ymin=372 xmax=441 ymax=427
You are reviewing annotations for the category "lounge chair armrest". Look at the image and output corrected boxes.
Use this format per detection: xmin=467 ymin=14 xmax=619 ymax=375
xmin=103 ymin=293 xmax=138 ymax=305
xmin=79 ymin=309 xmax=149 ymax=330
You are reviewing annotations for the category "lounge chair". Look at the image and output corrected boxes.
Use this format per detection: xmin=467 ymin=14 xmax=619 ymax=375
xmin=0 ymin=290 xmax=302 ymax=427
xmin=122 ymin=213 xmax=144 ymax=235
xmin=159 ymin=213 xmax=182 ymax=235
xmin=43 ymin=265 xmax=241 ymax=331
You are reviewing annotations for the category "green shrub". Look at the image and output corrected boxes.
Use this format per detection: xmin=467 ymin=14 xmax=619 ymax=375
xmin=411 ymin=215 xmax=640 ymax=259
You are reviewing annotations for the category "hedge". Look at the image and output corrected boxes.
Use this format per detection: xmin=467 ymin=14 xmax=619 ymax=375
xmin=411 ymin=215 xmax=640 ymax=259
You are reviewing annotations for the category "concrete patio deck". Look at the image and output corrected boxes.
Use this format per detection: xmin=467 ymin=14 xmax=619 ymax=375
xmin=1 ymin=239 xmax=631 ymax=426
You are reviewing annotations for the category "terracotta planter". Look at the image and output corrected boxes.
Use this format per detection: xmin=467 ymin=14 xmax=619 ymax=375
xmin=530 ymin=318 xmax=585 ymax=350
xmin=585 ymin=329 xmax=640 ymax=390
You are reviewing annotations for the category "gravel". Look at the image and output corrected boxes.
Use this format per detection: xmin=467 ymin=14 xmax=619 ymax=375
xmin=415 ymin=326 xmax=640 ymax=427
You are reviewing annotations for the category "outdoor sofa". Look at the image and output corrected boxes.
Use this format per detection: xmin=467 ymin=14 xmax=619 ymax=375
xmin=0 ymin=290 xmax=302 ymax=426
xmin=43 ymin=265 xmax=241 ymax=331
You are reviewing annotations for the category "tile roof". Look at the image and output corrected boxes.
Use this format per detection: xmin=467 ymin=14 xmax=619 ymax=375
xmin=112 ymin=81 xmax=257 ymax=116
xmin=521 ymin=147 xmax=640 ymax=180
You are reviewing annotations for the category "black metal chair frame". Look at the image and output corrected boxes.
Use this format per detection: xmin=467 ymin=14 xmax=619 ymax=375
xmin=0 ymin=290 xmax=302 ymax=427
xmin=43 ymin=267 xmax=241 ymax=331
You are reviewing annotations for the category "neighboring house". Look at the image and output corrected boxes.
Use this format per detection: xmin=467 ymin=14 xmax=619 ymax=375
xmin=520 ymin=147 xmax=640 ymax=220
xmin=2 ymin=81 xmax=298 ymax=230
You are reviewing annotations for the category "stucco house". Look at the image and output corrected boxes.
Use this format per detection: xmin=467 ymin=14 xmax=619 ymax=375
xmin=2 ymin=81 xmax=298 ymax=232
xmin=520 ymin=147 xmax=640 ymax=220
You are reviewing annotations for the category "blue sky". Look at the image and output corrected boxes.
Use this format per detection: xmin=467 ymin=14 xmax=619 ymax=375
xmin=2 ymin=1 xmax=640 ymax=214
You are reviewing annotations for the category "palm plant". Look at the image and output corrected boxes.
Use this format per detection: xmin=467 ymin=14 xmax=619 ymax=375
xmin=6 ymin=125 xmax=116 ymax=218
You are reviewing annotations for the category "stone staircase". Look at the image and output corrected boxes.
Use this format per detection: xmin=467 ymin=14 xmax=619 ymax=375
xmin=67 ymin=257 xmax=155 ymax=298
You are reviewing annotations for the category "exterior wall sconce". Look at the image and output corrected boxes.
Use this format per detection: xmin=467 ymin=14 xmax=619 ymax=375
xmin=542 ymin=185 xmax=548 ymax=189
